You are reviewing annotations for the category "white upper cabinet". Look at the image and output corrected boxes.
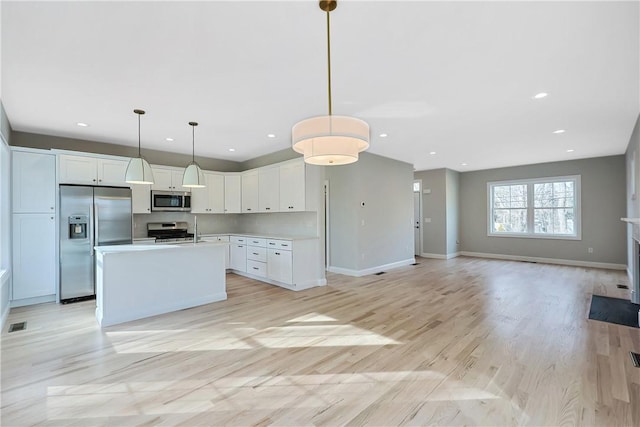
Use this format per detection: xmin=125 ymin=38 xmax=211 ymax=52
xmin=241 ymin=170 xmax=259 ymax=213
xmin=191 ymin=172 xmax=224 ymax=213
xmin=151 ymin=167 xmax=188 ymax=192
xmin=12 ymin=150 xmax=56 ymax=214
xmin=58 ymin=154 xmax=128 ymax=186
xmin=97 ymin=158 xmax=129 ymax=186
xmin=224 ymin=174 xmax=241 ymax=214
xmin=279 ymin=160 xmax=306 ymax=212
xmin=131 ymin=184 xmax=151 ymax=214
xmin=258 ymin=167 xmax=279 ymax=212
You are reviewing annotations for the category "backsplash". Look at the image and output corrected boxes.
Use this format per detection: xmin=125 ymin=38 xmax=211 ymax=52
xmin=133 ymin=211 xmax=318 ymax=238
xmin=133 ymin=212 xmax=241 ymax=237
xmin=238 ymin=212 xmax=318 ymax=236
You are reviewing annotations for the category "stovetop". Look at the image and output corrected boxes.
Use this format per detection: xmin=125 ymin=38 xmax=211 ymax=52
xmin=147 ymin=221 xmax=193 ymax=242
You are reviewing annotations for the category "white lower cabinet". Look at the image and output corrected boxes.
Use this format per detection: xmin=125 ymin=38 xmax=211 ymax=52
xmin=229 ymin=235 xmax=320 ymax=290
xmin=229 ymin=237 xmax=247 ymax=272
xmin=267 ymin=247 xmax=293 ymax=284
xmin=12 ymin=213 xmax=56 ymax=300
xmin=247 ymin=238 xmax=267 ymax=278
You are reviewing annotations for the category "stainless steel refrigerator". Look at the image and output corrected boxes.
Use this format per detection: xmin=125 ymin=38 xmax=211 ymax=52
xmin=59 ymin=185 xmax=132 ymax=303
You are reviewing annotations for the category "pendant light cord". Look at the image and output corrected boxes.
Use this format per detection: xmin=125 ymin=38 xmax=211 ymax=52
xmin=326 ymin=9 xmax=332 ymax=117
xmin=137 ymin=113 xmax=142 ymax=157
xmin=192 ymin=124 xmax=195 ymax=163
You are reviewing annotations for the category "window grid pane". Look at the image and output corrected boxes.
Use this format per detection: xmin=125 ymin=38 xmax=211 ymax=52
xmin=490 ymin=177 xmax=578 ymax=238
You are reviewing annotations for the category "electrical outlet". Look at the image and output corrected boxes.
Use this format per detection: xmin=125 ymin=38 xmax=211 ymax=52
xmin=588 ymin=247 xmax=594 ymax=253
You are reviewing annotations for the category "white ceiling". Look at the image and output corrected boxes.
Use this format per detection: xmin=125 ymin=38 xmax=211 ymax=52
xmin=2 ymin=1 xmax=639 ymax=172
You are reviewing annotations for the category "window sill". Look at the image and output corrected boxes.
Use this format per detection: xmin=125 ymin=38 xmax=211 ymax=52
xmin=487 ymin=233 xmax=581 ymax=241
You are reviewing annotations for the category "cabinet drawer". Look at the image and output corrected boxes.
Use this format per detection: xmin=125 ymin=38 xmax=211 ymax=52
xmin=216 ymin=236 xmax=230 ymax=242
xmin=230 ymin=236 xmax=246 ymax=244
xmin=266 ymin=239 xmax=292 ymax=250
xmin=247 ymin=246 xmax=267 ymax=262
xmin=247 ymin=260 xmax=267 ymax=277
xmin=247 ymin=237 xmax=267 ymax=247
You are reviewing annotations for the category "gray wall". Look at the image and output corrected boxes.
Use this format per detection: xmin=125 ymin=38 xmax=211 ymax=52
xmin=328 ymin=152 xmax=414 ymax=271
xmin=11 ymin=131 xmax=241 ymax=172
xmin=239 ymin=148 xmax=298 ymax=171
xmin=445 ymin=169 xmax=460 ymax=256
xmin=460 ymin=155 xmax=627 ymax=264
xmin=414 ymin=169 xmax=447 ymax=255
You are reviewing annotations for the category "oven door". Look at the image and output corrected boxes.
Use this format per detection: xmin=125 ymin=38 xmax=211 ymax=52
xmin=152 ymin=191 xmax=191 ymax=212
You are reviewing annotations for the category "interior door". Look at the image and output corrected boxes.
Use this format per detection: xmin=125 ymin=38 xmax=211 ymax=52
xmin=413 ymin=180 xmax=422 ymax=256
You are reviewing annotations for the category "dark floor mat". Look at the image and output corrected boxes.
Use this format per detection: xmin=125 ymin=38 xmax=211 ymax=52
xmin=589 ymin=295 xmax=640 ymax=328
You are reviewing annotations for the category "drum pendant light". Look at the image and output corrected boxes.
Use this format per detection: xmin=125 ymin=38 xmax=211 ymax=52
xmin=125 ymin=109 xmax=155 ymax=184
xmin=292 ymin=0 xmax=370 ymax=165
xmin=182 ymin=121 xmax=206 ymax=188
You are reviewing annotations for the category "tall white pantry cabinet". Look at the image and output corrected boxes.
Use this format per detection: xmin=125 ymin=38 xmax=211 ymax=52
xmin=11 ymin=150 xmax=57 ymax=304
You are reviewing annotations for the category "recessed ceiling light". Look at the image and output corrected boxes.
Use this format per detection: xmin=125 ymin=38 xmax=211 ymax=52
xmin=461 ymin=162 xmax=468 ymax=166
xmin=267 ymin=134 xmax=276 ymax=138
xmin=165 ymin=137 xmax=174 ymax=142
xmin=553 ymin=129 xmax=566 ymax=134
xmin=429 ymin=151 xmax=436 ymax=155
xmin=228 ymin=148 xmax=236 ymax=152
xmin=76 ymin=122 xmax=89 ymax=127
xmin=533 ymin=92 xmax=548 ymax=99
xmin=566 ymin=149 xmax=575 ymax=153
xmin=379 ymin=133 xmax=388 ymax=138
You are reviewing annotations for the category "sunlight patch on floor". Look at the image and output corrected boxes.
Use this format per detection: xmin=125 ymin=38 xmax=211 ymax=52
xmin=106 ymin=324 xmax=398 ymax=353
xmin=286 ymin=312 xmax=338 ymax=322
xmin=46 ymin=370 xmax=497 ymax=420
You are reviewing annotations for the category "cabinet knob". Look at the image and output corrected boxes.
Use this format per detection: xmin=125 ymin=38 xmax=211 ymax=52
xmin=275 ymin=252 xmax=280 ymax=255
xmin=99 ymin=179 xmax=102 ymax=182
xmin=50 ymin=207 xmax=54 ymax=210
xmin=50 ymin=216 xmax=54 ymax=219
xmin=266 ymin=207 xmax=270 ymax=210
xmin=93 ymin=179 xmax=96 ymax=182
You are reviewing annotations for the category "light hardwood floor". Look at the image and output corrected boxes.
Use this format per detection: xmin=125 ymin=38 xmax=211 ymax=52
xmin=1 ymin=257 xmax=639 ymax=426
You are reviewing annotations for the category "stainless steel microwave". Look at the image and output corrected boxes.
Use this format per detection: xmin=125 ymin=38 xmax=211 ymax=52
xmin=151 ymin=191 xmax=191 ymax=212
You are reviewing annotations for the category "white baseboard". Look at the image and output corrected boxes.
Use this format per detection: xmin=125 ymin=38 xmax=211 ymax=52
xmin=10 ymin=294 xmax=56 ymax=308
xmin=460 ymin=251 xmax=627 ymax=271
xmin=420 ymin=252 xmax=460 ymax=260
xmin=327 ymin=258 xmax=416 ymax=277
xmin=420 ymin=252 xmax=447 ymax=259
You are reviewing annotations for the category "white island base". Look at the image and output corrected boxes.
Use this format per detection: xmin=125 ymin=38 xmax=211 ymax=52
xmin=95 ymin=242 xmax=228 ymax=327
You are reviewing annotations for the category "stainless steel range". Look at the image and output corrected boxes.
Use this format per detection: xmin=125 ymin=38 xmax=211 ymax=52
xmin=147 ymin=222 xmax=194 ymax=243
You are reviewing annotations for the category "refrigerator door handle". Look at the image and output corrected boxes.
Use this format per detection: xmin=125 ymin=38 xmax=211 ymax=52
xmin=90 ymin=199 xmax=95 ymax=256
xmin=94 ymin=204 xmax=99 ymax=248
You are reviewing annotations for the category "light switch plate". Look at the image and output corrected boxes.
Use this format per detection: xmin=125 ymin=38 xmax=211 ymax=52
xmin=424 ymin=218 xmax=431 ymax=223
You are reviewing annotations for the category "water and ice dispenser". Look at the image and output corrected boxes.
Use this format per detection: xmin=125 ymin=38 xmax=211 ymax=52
xmin=68 ymin=215 xmax=88 ymax=239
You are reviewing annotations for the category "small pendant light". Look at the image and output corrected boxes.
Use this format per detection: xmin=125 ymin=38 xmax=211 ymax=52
xmin=182 ymin=121 xmax=206 ymax=188
xmin=125 ymin=109 xmax=155 ymax=184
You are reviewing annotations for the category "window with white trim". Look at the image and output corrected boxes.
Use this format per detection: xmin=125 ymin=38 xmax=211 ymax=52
xmin=488 ymin=175 xmax=581 ymax=239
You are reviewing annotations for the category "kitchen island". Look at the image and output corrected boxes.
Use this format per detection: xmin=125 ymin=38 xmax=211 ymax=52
xmin=94 ymin=241 xmax=228 ymax=327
